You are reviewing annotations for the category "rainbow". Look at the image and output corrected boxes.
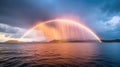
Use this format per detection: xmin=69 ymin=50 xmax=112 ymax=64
xmin=19 ymin=19 xmax=102 ymax=43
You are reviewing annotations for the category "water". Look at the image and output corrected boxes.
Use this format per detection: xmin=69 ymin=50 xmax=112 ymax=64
xmin=0 ymin=43 xmax=120 ymax=67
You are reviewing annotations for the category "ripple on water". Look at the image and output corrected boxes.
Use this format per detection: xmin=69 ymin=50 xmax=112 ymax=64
xmin=0 ymin=43 xmax=120 ymax=67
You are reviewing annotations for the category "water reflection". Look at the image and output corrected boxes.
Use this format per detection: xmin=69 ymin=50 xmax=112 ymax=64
xmin=0 ymin=43 xmax=120 ymax=67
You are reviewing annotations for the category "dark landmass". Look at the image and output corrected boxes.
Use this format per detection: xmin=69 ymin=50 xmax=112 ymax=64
xmin=50 ymin=39 xmax=120 ymax=43
xmin=101 ymin=39 xmax=120 ymax=42
xmin=49 ymin=40 xmax=67 ymax=42
xmin=0 ymin=39 xmax=120 ymax=44
xmin=5 ymin=40 xmax=19 ymax=43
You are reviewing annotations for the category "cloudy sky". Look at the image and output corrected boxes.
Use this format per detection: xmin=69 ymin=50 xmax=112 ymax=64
xmin=0 ymin=0 xmax=120 ymax=42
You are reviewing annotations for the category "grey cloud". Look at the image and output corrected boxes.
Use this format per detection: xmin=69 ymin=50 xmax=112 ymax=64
xmin=0 ymin=0 xmax=53 ymax=28
xmin=0 ymin=23 xmax=26 ymax=34
xmin=0 ymin=23 xmax=26 ymax=38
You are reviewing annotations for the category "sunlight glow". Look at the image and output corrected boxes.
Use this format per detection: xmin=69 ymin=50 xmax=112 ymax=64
xmin=19 ymin=19 xmax=102 ymax=43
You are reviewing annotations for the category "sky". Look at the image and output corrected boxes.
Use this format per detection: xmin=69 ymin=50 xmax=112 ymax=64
xmin=0 ymin=0 xmax=120 ymax=42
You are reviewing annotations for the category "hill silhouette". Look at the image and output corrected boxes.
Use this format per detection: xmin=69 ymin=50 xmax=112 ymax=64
xmin=6 ymin=40 xmax=19 ymax=43
xmin=0 ymin=39 xmax=120 ymax=44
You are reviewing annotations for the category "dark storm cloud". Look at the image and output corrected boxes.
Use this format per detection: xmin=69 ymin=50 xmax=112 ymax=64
xmin=46 ymin=0 xmax=120 ymax=39
xmin=0 ymin=0 xmax=117 ymax=27
xmin=0 ymin=0 xmax=52 ymax=28
xmin=101 ymin=0 xmax=120 ymax=15
xmin=55 ymin=0 xmax=120 ymax=18
xmin=0 ymin=0 xmax=120 ymax=39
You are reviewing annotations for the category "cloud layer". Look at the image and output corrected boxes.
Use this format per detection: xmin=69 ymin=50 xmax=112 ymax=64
xmin=0 ymin=23 xmax=46 ymax=42
xmin=0 ymin=0 xmax=120 ymax=39
xmin=0 ymin=23 xmax=26 ymax=42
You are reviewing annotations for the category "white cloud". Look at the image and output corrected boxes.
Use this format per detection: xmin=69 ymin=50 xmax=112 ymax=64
xmin=104 ymin=16 xmax=120 ymax=30
xmin=0 ymin=23 xmax=26 ymax=34
xmin=0 ymin=32 xmax=17 ymax=42
xmin=0 ymin=23 xmax=26 ymax=42
xmin=96 ymin=15 xmax=120 ymax=32
xmin=0 ymin=23 xmax=46 ymax=42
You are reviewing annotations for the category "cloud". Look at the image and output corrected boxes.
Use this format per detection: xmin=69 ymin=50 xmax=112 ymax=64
xmin=98 ymin=15 xmax=120 ymax=31
xmin=0 ymin=23 xmax=26 ymax=34
xmin=0 ymin=32 xmax=17 ymax=42
xmin=0 ymin=23 xmax=26 ymax=42
xmin=0 ymin=0 xmax=120 ymax=40
xmin=104 ymin=16 xmax=120 ymax=30
xmin=0 ymin=23 xmax=46 ymax=42
xmin=0 ymin=0 xmax=53 ymax=28
xmin=101 ymin=0 xmax=120 ymax=15
xmin=97 ymin=15 xmax=120 ymax=39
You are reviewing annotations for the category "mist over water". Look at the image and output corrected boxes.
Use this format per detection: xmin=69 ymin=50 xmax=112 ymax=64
xmin=0 ymin=43 xmax=120 ymax=67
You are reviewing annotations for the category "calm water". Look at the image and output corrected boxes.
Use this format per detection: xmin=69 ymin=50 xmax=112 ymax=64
xmin=0 ymin=43 xmax=120 ymax=67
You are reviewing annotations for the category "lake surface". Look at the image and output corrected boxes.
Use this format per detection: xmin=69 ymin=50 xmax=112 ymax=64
xmin=0 ymin=43 xmax=120 ymax=67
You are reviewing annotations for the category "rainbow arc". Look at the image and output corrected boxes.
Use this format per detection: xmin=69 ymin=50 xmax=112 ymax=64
xmin=19 ymin=19 xmax=102 ymax=43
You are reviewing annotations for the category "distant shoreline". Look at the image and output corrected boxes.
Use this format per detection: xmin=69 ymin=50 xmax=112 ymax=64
xmin=0 ymin=39 xmax=120 ymax=44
